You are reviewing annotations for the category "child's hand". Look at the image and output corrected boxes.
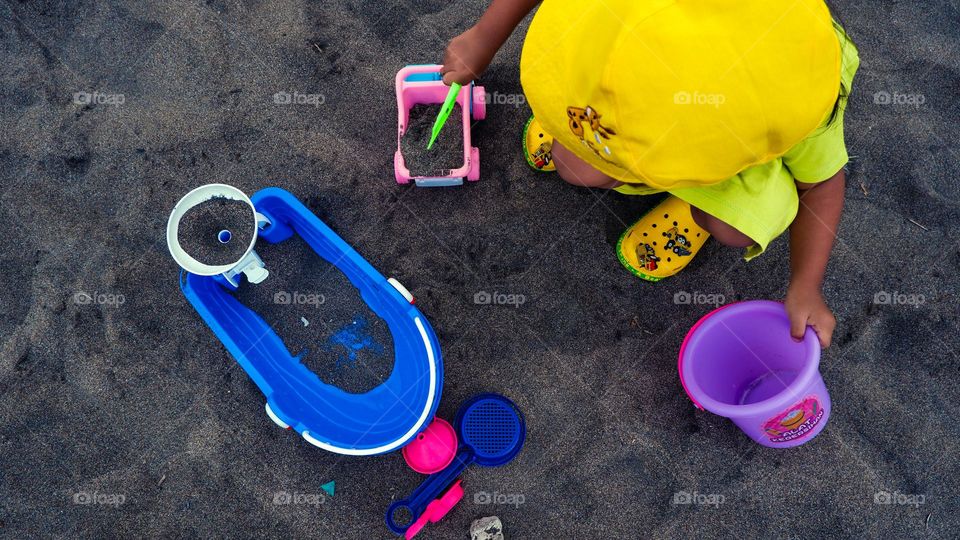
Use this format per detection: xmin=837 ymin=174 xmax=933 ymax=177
xmin=785 ymin=284 xmax=836 ymax=348
xmin=439 ymin=0 xmax=539 ymax=84
xmin=441 ymin=26 xmax=497 ymax=85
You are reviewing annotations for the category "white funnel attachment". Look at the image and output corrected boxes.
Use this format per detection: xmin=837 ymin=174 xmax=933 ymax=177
xmin=166 ymin=184 xmax=270 ymax=287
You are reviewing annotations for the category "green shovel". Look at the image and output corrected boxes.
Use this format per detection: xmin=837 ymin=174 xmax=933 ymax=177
xmin=426 ymin=82 xmax=462 ymax=150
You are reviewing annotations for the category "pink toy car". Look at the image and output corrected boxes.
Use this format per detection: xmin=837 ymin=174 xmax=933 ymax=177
xmin=394 ymin=64 xmax=486 ymax=187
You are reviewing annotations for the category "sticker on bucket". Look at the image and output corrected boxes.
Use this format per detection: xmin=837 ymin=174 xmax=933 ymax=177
xmin=762 ymin=396 xmax=824 ymax=443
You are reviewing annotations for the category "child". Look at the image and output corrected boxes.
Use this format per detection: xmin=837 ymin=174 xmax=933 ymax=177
xmin=441 ymin=0 xmax=858 ymax=348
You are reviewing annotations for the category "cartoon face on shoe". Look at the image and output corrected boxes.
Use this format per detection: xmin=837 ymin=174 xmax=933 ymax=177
xmin=532 ymin=142 xmax=553 ymax=168
xmin=636 ymin=242 xmax=660 ymax=271
xmin=663 ymin=227 xmax=693 ymax=256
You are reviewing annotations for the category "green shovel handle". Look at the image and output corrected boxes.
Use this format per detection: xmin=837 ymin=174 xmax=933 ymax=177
xmin=427 ymin=82 xmax=463 ymax=150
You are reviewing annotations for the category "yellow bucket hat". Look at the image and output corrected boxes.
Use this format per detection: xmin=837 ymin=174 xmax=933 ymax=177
xmin=520 ymin=0 xmax=841 ymax=189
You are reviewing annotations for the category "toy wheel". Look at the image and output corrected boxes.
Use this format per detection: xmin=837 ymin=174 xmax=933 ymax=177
xmin=265 ymin=402 xmax=290 ymax=429
xmin=257 ymin=209 xmax=294 ymax=243
xmin=467 ymin=147 xmax=480 ymax=181
xmin=472 ymin=86 xmax=486 ymax=120
xmin=387 ymin=277 xmax=415 ymax=304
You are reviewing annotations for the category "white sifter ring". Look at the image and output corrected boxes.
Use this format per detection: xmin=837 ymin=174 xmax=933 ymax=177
xmin=166 ymin=184 xmax=258 ymax=274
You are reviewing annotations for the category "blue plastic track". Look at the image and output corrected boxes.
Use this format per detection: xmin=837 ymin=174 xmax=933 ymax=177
xmin=180 ymin=188 xmax=443 ymax=455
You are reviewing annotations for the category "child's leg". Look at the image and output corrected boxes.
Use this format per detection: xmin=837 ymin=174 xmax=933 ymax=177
xmin=689 ymin=207 xmax=755 ymax=247
xmin=551 ymin=140 xmax=623 ymax=189
xmin=553 ymin=140 xmax=755 ymax=247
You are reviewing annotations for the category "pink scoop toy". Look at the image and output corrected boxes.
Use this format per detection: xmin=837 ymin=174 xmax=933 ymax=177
xmin=403 ymin=480 xmax=463 ymax=539
xmin=394 ymin=64 xmax=486 ymax=187
xmin=398 ymin=417 xmax=459 ymax=539
xmin=402 ymin=417 xmax=458 ymax=474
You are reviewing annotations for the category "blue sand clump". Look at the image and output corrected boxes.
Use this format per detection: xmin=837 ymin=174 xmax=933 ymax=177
xmin=324 ymin=315 xmax=386 ymax=367
xmin=233 ymin=236 xmax=394 ymax=394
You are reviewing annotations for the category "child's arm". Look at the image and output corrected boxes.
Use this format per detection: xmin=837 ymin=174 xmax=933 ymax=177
xmin=441 ymin=0 xmax=541 ymax=85
xmin=784 ymin=170 xmax=845 ymax=348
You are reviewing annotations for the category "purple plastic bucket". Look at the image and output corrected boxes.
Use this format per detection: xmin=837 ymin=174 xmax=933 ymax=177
xmin=678 ymin=300 xmax=830 ymax=448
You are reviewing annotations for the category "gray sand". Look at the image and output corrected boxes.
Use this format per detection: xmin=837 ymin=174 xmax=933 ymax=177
xmin=1 ymin=1 xmax=959 ymax=538
xmin=233 ymin=235 xmax=394 ymax=394
xmin=402 ymin=103 xmax=464 ymax=175
xmin=177 ymin=196 xmax=255 ymax=265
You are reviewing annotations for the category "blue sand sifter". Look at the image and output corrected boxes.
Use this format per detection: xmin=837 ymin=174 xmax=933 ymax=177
xmin=386 ymin=393 xmax=526 ymax=535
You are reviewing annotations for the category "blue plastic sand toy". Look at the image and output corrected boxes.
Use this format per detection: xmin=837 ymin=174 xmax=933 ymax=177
xmin=173 ymin=187 xmax=443 ymax=456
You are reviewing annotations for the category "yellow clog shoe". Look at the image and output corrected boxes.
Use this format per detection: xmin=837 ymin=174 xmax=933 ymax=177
xmin=616 ymin=196 xmax=710 ymax=282
xmin=522 ymin=116 xmax=556 ymax=172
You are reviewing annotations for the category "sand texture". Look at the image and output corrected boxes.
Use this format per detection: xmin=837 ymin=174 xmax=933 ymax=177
xmin=1 ymin=1 xmax=958 ymax=538
xmin=402 ymin=103 xmax=464 ymax=176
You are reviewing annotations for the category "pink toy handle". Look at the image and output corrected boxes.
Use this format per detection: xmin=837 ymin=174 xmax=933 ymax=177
xmin=395 ymin=64 xmax=450 ymax=142
xmin=386 ymin=450 xmax=472 ymax=534
xmin=404 ymin=480 xmax=464 ymax=539
xmin=395 ymin=64 xmax=462 ymax=115
xmin=395 ymin=64 xmax=445 ymax=88
xmin=399 ymin=63 xmax=442 ymax=75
